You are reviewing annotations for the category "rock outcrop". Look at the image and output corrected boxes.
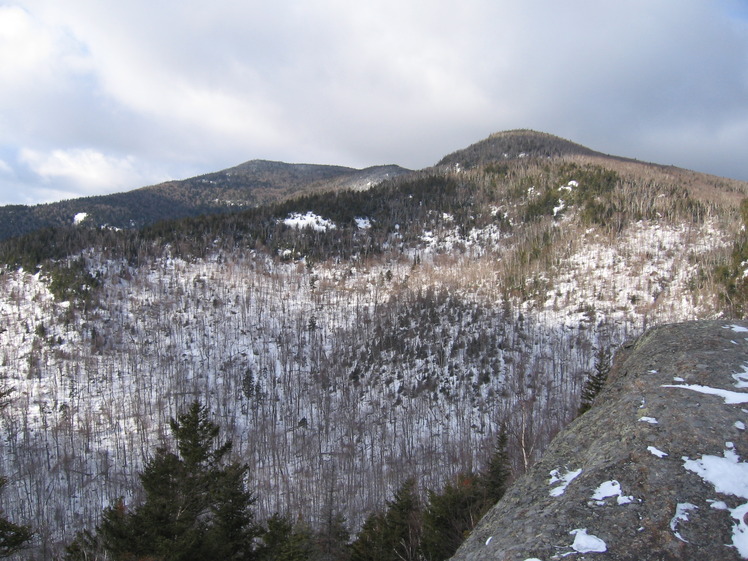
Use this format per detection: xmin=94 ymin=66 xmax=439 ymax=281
xmin=451 ymin=320 xmax=748 ymax=561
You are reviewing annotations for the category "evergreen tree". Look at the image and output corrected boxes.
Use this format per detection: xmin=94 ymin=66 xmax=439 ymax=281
xmin=350 ymin=479 xmax=421 ymax=561
xmin=578 ymin=345 xmax=612 ymax=415
xmin=421 ymin=431 xmax=511 ymax=561
xmin=421 ymin=473 xmax=483 ymax=561
xmin=480 ymin=429 xmax=511 ymax=506
xmin=257 ymin=513 xmax=313 ymax=561
xmin=62 ymin=528 xmax=104 ymax=561
xmin=349 ymin=512 xmax=388 ymax=561
xmin=82 ymin=401 xmax=259 ymax=561
xmin=312 ymin=509 xmax=350 ymax=561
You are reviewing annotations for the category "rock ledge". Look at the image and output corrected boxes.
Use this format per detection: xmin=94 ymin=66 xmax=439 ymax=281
xmin=451 ymin=320 xmax=748 ymax=561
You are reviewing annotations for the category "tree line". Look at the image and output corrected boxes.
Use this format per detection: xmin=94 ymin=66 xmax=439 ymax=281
xmin=53 ymin=401 xmax=509 ymax=561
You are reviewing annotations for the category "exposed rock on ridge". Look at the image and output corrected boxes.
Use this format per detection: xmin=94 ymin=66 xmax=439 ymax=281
xmin=451 ymin=320 xmax=748 ymax=561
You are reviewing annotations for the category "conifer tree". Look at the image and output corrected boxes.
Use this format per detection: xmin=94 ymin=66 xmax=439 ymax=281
xmin=257 ymin=513 xmax=313 ymax=561
xmin=421 ymin=473 xmax=483 ymax=561
xmin=77 ymin=401 xmax=259 ymax=561
xmin=421 ymin=430 xmax=511 ymax=561
xmin=481 ymin=429 xmax=511 ymax=506
xmin=578 ymin=345 xmax=612 ymax=415
xmin=312 ymin=504 xmax=350 ymax=561
xmin=350 ymin=479 xmax=421 ymax=561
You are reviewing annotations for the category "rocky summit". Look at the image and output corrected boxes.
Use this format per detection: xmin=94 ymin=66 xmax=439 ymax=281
xmin=451 ymin=320 xmax=748 ymax=561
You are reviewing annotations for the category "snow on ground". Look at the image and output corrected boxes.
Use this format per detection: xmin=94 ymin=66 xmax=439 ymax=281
xmin=682 ymin=442 xmax=748 ymax=558
xmin=549 ymin=467 xmax=582 ymax=497
xmin=282 ymin=211 xmax=336 ymax=231
xmin=648 ymin=446 xmax=668 ymax=458
xmin=670 ymin=503 xmax=698 ymax=543
xmin=355 ymin=217 xmax=372 ymax=229
xmin=569 ymin=528 xmax=607 ymax=553
xmin=73 ymin=212 xmax=88 ymax=225
xmin=662 ymin=384 xmax=748 ymax=405
xmin=590 ymin=479 xmax=636 ymax=505
xmin=733 ymin=364 xmax=748 ymax=388
xmin=546 ymin=219 xmax=727 ymax=323
xmin=0 ymin=209 xmax=736 ymax=553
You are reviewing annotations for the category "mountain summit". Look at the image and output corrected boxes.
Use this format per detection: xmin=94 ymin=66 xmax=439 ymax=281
xmin=436 ymin=129 xmax=605 ymax=168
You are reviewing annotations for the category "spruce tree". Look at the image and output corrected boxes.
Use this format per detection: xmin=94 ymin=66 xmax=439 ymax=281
xmin=421 ymin=431 xmax=511 ymax=561
xmin=349 ymin=512 xmax=388 ymax=561
xmin=257 ymin=513 xmax=313 ymax=561
xmin=481 ymin=429 xmax=511 ymax=506
xmin=421 ymin=473 xmax=483 ymax=561
xmin=91 ymin=401 xmax=259 ymax=561
xmin=312 ymin=509 xmax=350 ymax=561
xmin=350 ymin=479 xmax=421 ymax=561
xmin=383 ymin=479 xmax=421 ymax=561
xmin=578 ymin=345 xmax=612 ymax=415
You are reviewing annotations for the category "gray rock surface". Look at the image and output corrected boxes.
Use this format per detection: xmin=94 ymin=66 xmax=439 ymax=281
xmin=450 ymin=320 xmax=748 ymax=561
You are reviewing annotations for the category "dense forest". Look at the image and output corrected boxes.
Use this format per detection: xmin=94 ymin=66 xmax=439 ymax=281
xmin=1 ymin=131 xmax=748 ymax=559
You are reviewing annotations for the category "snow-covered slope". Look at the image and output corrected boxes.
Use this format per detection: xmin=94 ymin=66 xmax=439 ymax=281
xmin=0 ymin=133 xmax=746 ymax=557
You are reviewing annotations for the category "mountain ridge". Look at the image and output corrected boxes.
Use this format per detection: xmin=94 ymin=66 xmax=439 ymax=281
xmin=2 ymin=129 xmax=745 ymax=243
xmin=0 ymin=159 xmax=412 ymax=241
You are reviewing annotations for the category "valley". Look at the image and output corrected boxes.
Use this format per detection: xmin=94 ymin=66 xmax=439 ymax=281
xmin=0 ymin=130 xmax=746 ymax=558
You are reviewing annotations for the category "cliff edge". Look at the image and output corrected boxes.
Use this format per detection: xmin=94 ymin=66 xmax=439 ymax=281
xmin=451 ymin=320 xmax=748 ymax=561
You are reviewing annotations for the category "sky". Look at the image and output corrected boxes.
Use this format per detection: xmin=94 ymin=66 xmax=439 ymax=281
xmin=1 ymin=1 xmax=748 ymax=205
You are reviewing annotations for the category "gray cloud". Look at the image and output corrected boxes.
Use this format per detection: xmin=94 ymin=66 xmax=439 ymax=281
xmin=1 ymin=0 xmax=747 ymax=204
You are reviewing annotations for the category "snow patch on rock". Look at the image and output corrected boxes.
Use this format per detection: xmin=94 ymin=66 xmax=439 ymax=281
xmin=569 ymin=528 xmax=607 ymax=553
xmin=590 ymin=479 xmax=636 ymax=505
xmin=548 ymin=467 xmax=582 ymax=497
xmin=682 ymin=442 xmax=748 ymax=558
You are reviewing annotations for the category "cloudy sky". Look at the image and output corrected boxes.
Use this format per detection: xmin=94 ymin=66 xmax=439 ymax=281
xmin=1 ymin=0 xmax=747 ymax=205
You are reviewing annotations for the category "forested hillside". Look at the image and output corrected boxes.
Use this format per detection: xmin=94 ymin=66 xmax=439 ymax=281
xmin=0 ymin=160 xmax=410 ymax=241
xmin=0 ymin=130 xmax=747 ymax=559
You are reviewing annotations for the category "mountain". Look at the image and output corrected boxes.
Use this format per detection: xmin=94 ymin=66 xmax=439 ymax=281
xmin=436 ymin=129 xmax=607 ymax=168
xmin=451 ymin=320 xmax=748 ymax=561
xmin=0 ymin=160 xmax=411 ymax=240
xmin=1 ymin=130 xmax=748 ymax=558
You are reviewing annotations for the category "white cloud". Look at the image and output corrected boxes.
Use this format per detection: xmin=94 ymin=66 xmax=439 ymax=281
xmin=1 ymin=0 xmax=747 ymax=205
xmin=0 ymin=5 xmax=92 ymax=103
xmin=0 ymin=6 xmax=66 ymax=83
xmin=19 ymin=148 xmax=162 ymax=195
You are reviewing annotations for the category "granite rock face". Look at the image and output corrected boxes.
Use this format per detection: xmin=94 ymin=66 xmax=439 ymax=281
xmin=450 ymin=320 xmax=748 ymax=561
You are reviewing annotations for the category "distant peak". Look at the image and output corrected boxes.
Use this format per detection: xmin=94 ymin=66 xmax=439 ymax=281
xmin=437 ymin=129 xmax=600 ymax=168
